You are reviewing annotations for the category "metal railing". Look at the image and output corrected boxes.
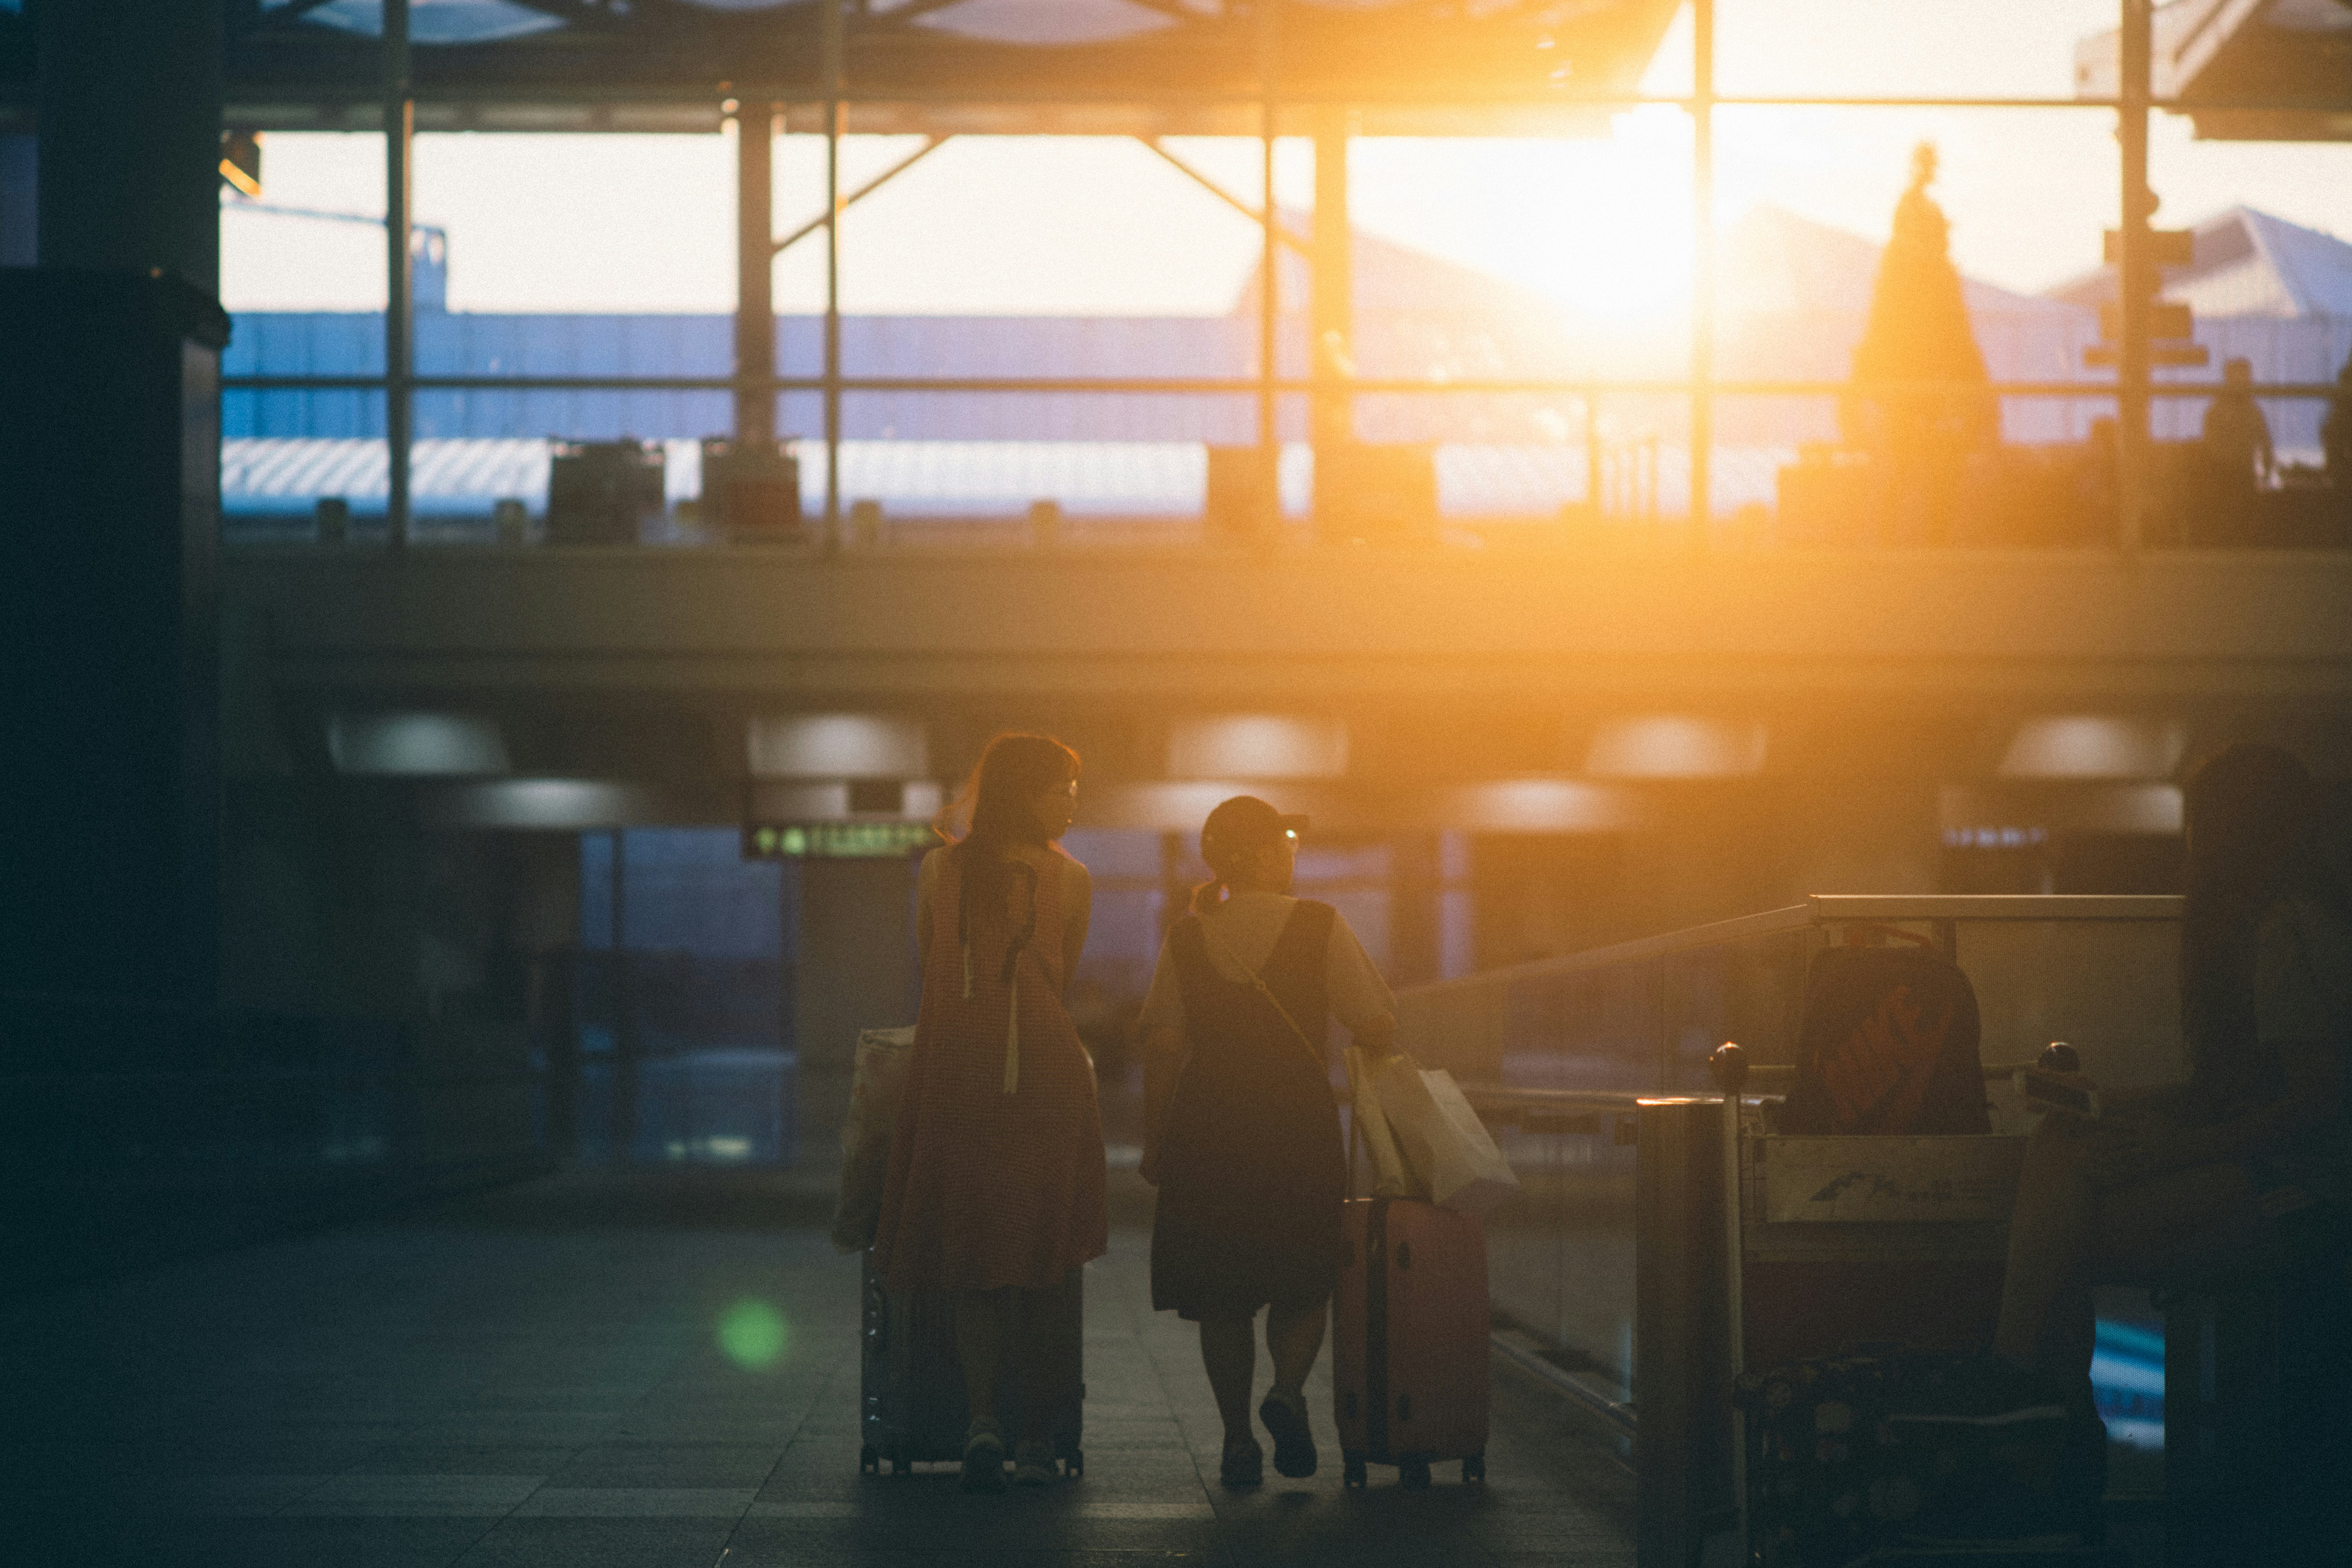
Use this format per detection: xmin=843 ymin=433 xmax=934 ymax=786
xmin=1391 ymin=893 xmax=2185 ymax=1426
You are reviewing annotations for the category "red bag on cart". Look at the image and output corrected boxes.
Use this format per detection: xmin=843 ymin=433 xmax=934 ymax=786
xmin=1782 ymin=934 xmax=1990 ymax=1137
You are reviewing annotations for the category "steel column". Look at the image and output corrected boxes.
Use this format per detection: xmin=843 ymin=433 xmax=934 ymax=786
xmin=2117 ymin=0 xmax=2153 ymax=557
xmin=1634 ymin=1096 xmax=1739 ymax=1568
xmin=1310 ymin=110 xmax=1352 ymax=463
xmin=823 ymin=0 xmax=847 ymax=547
xmin=735 ymin=102 xmax=776 ymax=445
xmin=770 ymin=136 xmax=943 ymax=258
xmin=1256 ymin=0 xmax=1280 ymax=540
xmin=1688 ymin=0 xmax=1714 ymax=541
xmin=385 ymin=0 xmax=413 ymax=548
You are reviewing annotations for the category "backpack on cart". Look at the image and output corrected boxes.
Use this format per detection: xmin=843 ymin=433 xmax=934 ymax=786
xmin=1782 ymin=933 xmax=1991 ymax=1137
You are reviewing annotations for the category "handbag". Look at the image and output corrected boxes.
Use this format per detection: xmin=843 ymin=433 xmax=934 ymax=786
xmin=830 ymin=1024 xmax=915 ymax=1253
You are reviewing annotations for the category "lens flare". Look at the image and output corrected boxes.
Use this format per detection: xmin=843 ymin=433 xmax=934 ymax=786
xmin=718 ymin=1299 xmax=789 ymax=1370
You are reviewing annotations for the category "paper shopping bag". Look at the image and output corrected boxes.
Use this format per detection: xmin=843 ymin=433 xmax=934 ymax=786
xmin=830 ymin=1024 xmax=915 ymax=1252
xmin=1368 ymin=1056 xmax=1520 ymax=1216
xmin=1344 ymin=1045 xmax=1421 ymax=1200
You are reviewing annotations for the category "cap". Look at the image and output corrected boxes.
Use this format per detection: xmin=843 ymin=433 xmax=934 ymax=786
xmin=1200 ymin=795 xmax=1308 ymax=861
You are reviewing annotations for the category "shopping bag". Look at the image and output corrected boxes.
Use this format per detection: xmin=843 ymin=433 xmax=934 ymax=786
xmin=1368 ymin=1055 xmax=1520 ymax=1217
xmin=1344 ymin=1045 xmax=1421 ymax=1200
xmin=830 ymin=1025 xmax=916 ymax=1253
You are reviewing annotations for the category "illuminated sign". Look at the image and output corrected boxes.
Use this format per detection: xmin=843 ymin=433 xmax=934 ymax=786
xmin=742 ymin=821 xmax=937 ymax=860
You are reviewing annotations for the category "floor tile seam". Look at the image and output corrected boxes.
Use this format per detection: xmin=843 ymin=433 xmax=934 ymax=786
xmin=718 ymin=1330 xmax=857 ymax=1559
xmin=1117 ymin=1265 xmax=1223 ymax=1519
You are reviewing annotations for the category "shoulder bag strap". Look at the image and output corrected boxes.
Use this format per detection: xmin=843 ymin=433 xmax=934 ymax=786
xmin=1194 ymin=911 xmax=1332 ymax=1080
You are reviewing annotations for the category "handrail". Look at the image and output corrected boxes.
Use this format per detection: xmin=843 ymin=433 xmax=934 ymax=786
xmin=1406 ymin=905 xmax=1816 ymax=1000
xmin=1456 ymin=1084 xmax=1652 ymax=1116
xmin=1402 ymin=894 xmax=2184 ymax=1003
xmin=1460 ymin=1061 xmax=2053 ymax=1114
xmin=1806 ymin=894 xmax=2182 ymax=922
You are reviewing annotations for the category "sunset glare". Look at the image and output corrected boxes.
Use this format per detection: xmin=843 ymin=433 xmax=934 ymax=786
xmin=219 ymin=0 xmax=2350 ymax=325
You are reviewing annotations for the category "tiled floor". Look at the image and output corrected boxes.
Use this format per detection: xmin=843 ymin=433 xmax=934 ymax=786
xmin=1 ymin=1171 xmax=1634 ymax=1567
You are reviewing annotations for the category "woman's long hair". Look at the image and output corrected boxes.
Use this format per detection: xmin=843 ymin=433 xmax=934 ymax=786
xmin=934 ymin=733 xmax=1081 ymax=938
xmin=2180 ymin=743 xmax=2315 ymax=1099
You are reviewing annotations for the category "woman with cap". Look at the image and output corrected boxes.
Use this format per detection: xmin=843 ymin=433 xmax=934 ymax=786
xmin=1137 ymin=795 xmax=1400 ymax=1487
xmin=873 ymin=732 xmax=1107 ymax=1492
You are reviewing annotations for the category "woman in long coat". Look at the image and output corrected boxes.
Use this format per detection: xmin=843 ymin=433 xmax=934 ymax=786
xmin=873 ymin=733 xmax=1106 ymax=1491
xmin=1138 ymin=795 xmax=1398 ymax=1487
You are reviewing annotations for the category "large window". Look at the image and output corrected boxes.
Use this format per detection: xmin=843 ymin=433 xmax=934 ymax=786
xmin=217 ymin=1 xmax=2352 ymax=550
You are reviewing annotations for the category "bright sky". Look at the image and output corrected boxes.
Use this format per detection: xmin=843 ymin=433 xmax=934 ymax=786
xmin=220 ymin=0 xmax=2352 ymax=319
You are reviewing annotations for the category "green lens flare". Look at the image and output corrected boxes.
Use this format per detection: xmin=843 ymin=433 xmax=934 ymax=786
xmin=718 ymin=1299 xmax=789 ymax=1370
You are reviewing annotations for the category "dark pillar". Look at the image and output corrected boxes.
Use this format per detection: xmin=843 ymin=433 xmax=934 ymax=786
xmin=35 ymin=0 xmax=223 ymax=290
xmin=0 ymin=273 xmax=230 ymax=1003
xmin=0 ymin=135 xmax=34 ymax=267
xmin=735 ymin=105 xmax=776 ymax=444
xmin=1388 ymin=832 xmax=1443 ymax=989
xmin=793 ymin=857 xmax=917 ymax=1169
xmin=5 ymin=2 xmax=227 ymax=1005
xmin=611 ymin=830 xmax=640 ymax=1160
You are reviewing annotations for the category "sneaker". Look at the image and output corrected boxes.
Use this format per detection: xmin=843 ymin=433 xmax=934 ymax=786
xmin=961 ymin=1419 xmax=1007 ymax=1493
xmin=1011 ymin=1438 xmax=1057 ymax=1487
xmin=1219 ymin=1435 xmax=1264 ymax=1489
xmin=1259 ymin=1388 xmax=1318 ymax=1478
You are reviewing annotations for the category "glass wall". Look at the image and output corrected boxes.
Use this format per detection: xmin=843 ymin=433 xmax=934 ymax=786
xmin=575 ymin=829 xmax=793 ymax=1166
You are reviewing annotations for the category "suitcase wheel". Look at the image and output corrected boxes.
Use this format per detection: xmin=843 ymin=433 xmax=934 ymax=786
xmin=1343 ymin=1452 xmax=1368 ymax=1489
xmin=1399 ymin=1456 xmax=1432 ymax=1490
xmin=1066 ymin=1449 xmax=1083 ymax=1478
xmin=860 ymin=1444 xmax=879 ymax=1474
xmin=1462 ymin=1451 xmax=1485 ymax=1484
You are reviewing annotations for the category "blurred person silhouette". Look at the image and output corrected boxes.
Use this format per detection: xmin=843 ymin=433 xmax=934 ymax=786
xmin=2321 ymin=348 xmax=2352 ymax=491
xmin=1841 ymin=144 xmax=1997 ymax=544
xmin=873 ymin=733 xmax=1106 ymax=1492
xmin=1137 ymin=796 xmax=1400 ymax=1487
xmin=2201 ymin=356 xmax=2275 ymax=489
xmin=1988 ymin=744 xmax=2347 ymax=1412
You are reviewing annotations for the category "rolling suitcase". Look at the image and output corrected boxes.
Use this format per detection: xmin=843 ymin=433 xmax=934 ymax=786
xmin=1332 ymin=1196 xmax=1489 ymax=1488
xmin=858 ymin=1251 xmax=1085 ymax=1477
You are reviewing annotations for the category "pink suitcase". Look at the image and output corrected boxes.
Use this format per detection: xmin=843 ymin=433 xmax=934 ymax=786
xmin=1331 ymin=1196 xmax=1490 ymax=1488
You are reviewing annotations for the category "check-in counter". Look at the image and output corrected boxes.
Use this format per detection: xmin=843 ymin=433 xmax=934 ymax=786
xmin=1394 ymin=895 xmax=2184 ymax=1566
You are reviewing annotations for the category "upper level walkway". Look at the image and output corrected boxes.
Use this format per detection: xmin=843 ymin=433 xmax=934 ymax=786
xmin=3 ymin=1170 xmax=1635 ymax=1568
xmin=225 ymin=541 xmax=2352 ymax=709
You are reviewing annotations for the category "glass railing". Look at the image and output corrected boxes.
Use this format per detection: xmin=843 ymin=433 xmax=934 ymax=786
xmin=1393 ymin=893 xmax=2184 ymax=1407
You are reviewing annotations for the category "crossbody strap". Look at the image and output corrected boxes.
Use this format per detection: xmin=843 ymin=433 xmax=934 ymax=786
xmin=1194 ymin=912 xmax=1331 ymax=1081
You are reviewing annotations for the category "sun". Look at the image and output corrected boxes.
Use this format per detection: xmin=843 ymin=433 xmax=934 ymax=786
xmin=1533 ymin=108 xmax=1699 ymax=329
